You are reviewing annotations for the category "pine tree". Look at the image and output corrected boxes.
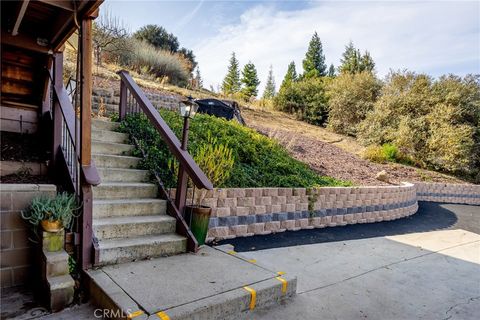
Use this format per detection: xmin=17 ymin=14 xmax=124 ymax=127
xmin=339 ymin=41 xmax=360 ymax=74
xmin=339 ymin=42 xmax=375 ymax=74
xmin=328 ymin=64 xmax=336 ymax=77
xmin=262 ymin=65 xmax=276 ymax=99
xmin=360 ymin=51 xmax=375 ymax=73
xmin=281 ymin=61 xmax=297 ymax=88
xmin=240 ymin=61 xmax=260 ymax=100
xmin=221 ymin=52 xmax=241 ymax=95
xmin=302 ymin=31 xmax=327 ymax=77
xmin=194 ymin=67 xmax=203 ymax=89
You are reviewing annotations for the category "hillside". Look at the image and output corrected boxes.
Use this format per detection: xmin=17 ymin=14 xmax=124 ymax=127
xmin=91 ymin=65 xmax=468 ymax=187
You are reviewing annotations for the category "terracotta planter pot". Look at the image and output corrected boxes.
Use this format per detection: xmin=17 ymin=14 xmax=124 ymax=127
xmin=41 ymin=219 xmax=63 ymax=233
xmin=185 ymin=205 xmax=211 ymax=246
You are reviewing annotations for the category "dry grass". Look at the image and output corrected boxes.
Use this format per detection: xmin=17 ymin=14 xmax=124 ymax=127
xmin=241 ymin=106 xmax=365 ymax=156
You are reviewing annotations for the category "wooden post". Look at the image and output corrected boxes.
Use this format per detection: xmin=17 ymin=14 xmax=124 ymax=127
xmin=79 ymin=15 xmax=94 ymax=270
xmin=175 ymin=117 xmax=190 ymax=215
xmin=80 ymin=18 xmax=93 ymax=168
xmin=51 ymin=52 xmax=63 ymax=168
xmin=119 ymin=80 xmax=127 ymax=120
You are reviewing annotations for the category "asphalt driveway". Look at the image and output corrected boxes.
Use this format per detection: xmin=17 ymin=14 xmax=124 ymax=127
xmin=221 ymin=202 xmax=480 ymax=320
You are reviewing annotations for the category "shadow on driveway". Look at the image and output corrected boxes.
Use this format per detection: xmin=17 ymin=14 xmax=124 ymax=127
xmin=218 ymin=202 xmax=479 ymax=252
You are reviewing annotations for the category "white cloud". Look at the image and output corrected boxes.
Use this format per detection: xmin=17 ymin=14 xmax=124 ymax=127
xmin=193 ymin=1 xmax=480 ymax=94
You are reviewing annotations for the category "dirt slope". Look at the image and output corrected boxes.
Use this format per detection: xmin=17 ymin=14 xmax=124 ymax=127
xmin=242 ymin=107 xmax=467 ymax=186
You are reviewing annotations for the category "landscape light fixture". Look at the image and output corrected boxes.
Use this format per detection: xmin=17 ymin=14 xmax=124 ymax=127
xmin=179 ymin=96 xmax=198 ymax=150
xmin=179 ymin=96 xmax=198 ymax=119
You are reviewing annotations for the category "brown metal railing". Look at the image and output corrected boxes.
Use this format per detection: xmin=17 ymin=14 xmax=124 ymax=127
xmin=49 ymin=52 xmax=100 ymax=270
xmin=117 ymin=70 xmax=213 ymax=252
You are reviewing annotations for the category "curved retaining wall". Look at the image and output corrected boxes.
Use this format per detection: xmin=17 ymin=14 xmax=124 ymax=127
xmin=203 ymin=183 xmax=418 ymax=242
xmin=415 ymin=183 xmax=480 ymax=205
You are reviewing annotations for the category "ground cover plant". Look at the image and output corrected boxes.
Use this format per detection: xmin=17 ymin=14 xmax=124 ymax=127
xmin=119 ymin=111 xmax=350 ymax=188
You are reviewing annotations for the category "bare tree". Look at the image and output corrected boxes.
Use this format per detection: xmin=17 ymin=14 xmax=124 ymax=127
xmin=93 ymin=10 xmax=129 ymax=67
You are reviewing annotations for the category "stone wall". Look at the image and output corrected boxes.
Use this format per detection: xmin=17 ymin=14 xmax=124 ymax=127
xmin=0 ymin=184 xmax=57 ymax=288
xmin=415 ymin=183 xmax=480 ymax=205
xmin=181 ymin=183 xmax=418 ymax=242
xmin=92 ymin=88 xmax=183 ymax=115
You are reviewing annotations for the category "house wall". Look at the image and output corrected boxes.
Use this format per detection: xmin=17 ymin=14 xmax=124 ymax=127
xmin=1 ymin=184 xmax=56 ymax=288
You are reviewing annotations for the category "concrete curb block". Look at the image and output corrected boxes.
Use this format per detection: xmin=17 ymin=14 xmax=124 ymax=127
xmin=87 ymin=269 xmax=147 ymax=320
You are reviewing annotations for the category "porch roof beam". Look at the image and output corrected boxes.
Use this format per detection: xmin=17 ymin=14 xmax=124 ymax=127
xmin=12 ymin=0 xmax=30 ymax=36
xmin=37 ymin=0 xmax=75 ymax=12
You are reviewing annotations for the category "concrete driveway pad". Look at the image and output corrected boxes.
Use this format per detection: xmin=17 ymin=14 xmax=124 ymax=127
xmin=223 ymin=202 xmax=480 ymax=319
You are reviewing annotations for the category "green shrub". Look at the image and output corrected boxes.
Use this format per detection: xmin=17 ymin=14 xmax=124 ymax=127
xmin=274 ymin=77 xmax=330 ymax=126
xmin=362 ymin=145 xmax=386 ymax=163
xmin=327 ymin=72 xmax=381 ymax=136
xmin=358 ymin=71 xmax=479 ymax=179
xmin=116 ymin=39 xmax=190 ymax=86
xmin=120 ymin=111 xmax=350 ymax=188
xmin=381 ymin=144 xmax=398 ymax=162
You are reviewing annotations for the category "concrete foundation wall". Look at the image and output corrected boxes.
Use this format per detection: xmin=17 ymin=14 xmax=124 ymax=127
xmin=174 ymin=183 xmax=418 ymax=242
xmin=415 ymin=183 xmax=480 ymax=205
xmin=0 ymin=184 xmax=57 ymax=288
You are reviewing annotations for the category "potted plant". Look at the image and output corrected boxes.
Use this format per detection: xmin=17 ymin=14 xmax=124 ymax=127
xmin=22 ymin=192 xmax=79 ymax=233
xmin=186 ymin=134 xmax=235 ymax=245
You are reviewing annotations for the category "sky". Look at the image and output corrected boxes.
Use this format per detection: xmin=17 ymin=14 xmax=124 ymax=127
xmin=105 ymin=0 xmax=480 ymax=93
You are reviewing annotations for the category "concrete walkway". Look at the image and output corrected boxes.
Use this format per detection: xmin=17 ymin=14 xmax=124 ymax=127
xmin=222 ymin=202 xmax=480 ymax=319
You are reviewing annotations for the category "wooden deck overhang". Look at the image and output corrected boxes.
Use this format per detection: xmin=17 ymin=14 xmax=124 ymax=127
xmin=1 ymin=0 xmax=103 ymax=132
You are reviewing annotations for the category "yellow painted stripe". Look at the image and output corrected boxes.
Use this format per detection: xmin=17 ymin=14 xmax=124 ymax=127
xmin=277 ymin=271 xmax=286 ymax=275
xmin=128 ymin=310 xmax=144 ymax=319
xmin=276 ymin=276 xmax=288 ymax=294
xmin=243 ymin=286 xmax=257 ymax=310
xmin=156 ymin=311 xmax=170 ymax=320
xmin=227 ymin=250 xmax=237 ymax=255
xmin=247 ymin=259 xmax=256 ymax=263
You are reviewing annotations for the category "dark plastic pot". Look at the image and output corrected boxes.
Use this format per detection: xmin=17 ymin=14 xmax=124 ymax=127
xmin=185 ymin=205 xmax=211 ymax=246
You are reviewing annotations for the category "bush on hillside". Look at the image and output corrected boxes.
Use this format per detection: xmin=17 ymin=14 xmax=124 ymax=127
xmin=327 ymin=72 xmax=381 ymax=136
xmin=274 ymin=77 xmax=330 ymax=126
xmin=119 ymin=111 xmax=350 ymax=188
xmin=358 ymin=71 xmax=480 ymax=179
xmin=115 ymin=39 xmax=190 ymax=86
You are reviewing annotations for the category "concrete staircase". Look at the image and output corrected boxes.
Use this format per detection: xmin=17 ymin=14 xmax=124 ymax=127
xmin=91 ymin=119 xmax=187 ymax=266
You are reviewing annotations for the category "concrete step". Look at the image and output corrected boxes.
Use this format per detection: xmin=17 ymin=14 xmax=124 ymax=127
xmin=92 ymin=119 xmax=120 ymax=131
xmin=92 ymin=140 xmax=134 ymax=156
xmin=86 ymin=246 xmax=297 ymax=319
xmin=93 ymin=215 xmax=177 ymax=240
xmin=93 ymin=153 xmax=141 ymax=169
xmin=93 ymin=182 xmax=157 ymax=200
xmin=98 ymin=167 xmax=149 ymax=182
xmin=92 ymin=129 xmax=129 ymax=144
xmin=96 ymin=233 xmax=187 ymax=266
xmin=93 ymin=198 xmax=167 ymax=218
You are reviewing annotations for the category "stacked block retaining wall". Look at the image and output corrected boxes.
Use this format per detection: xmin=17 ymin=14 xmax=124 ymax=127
xmin=1 ymin=184 xmax=57 ymax=288
xmin=415 ymin=183 xmax=480 ymax=205
xmin=171 ymin=183 xmax=418 ymax=242
xmin=92 ymin=88 xmax=182 ymax=115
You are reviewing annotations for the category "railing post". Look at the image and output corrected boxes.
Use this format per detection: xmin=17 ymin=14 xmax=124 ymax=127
xmin=79 ymin=14 xmax=94 ymax=270
xmin=51 ymin=52 xmax=63 ymax=169
xmin=119 ymin=79 xmax=127 ymax=120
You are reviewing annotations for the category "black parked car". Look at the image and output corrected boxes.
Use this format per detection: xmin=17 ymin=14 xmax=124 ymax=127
xmin=195 ymin=99 xmax=246 ymax=125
